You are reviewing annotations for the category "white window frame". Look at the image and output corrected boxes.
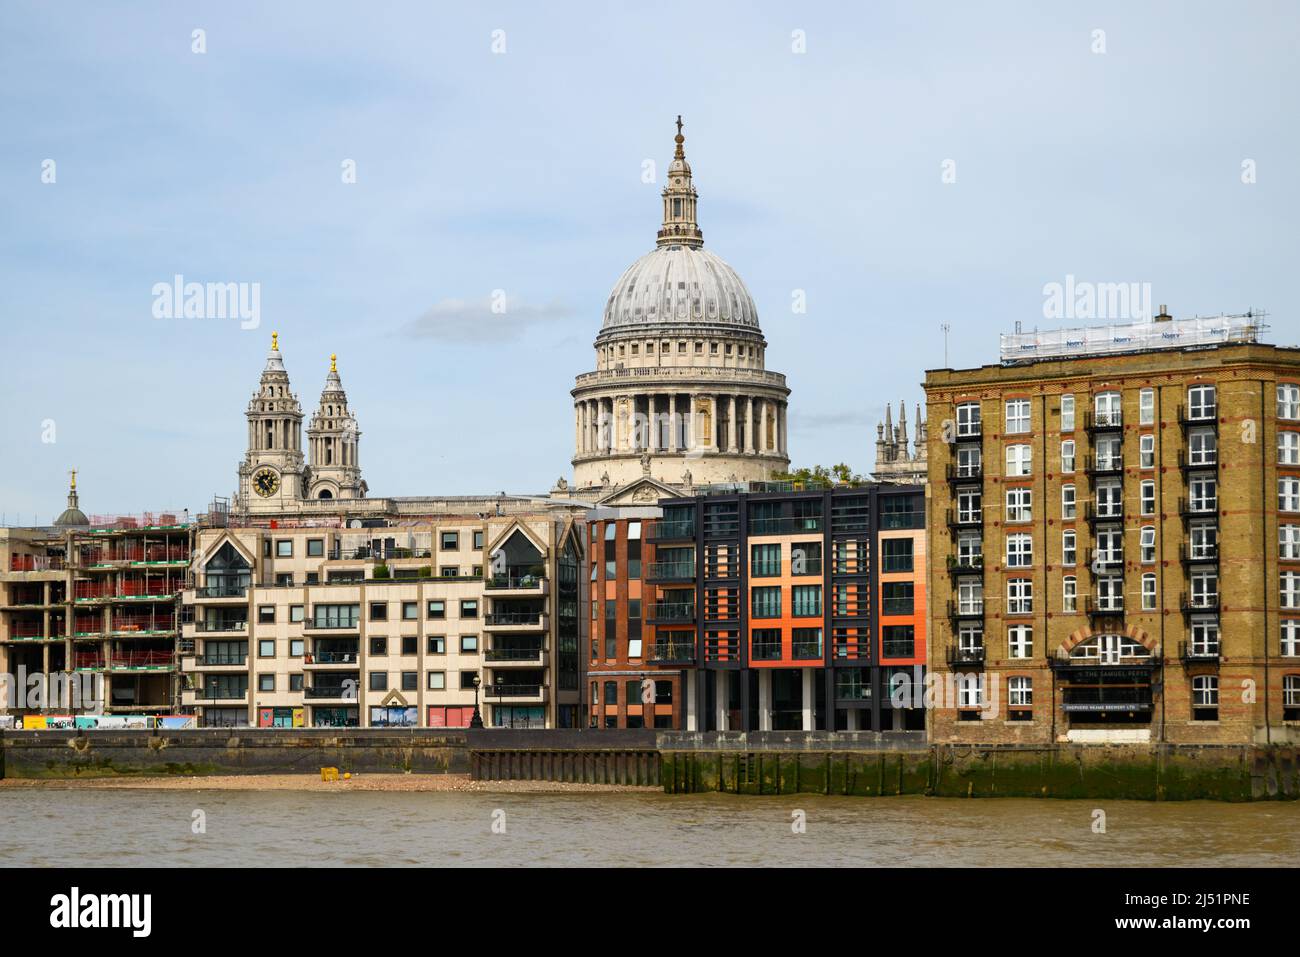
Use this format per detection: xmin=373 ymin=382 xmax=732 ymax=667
xmin=1006 ymin=444 xmax=1032 ymax=477
xmin=1139 ymin=433 xmax=1155 ymax=468
xmin=1283 ymin=619 xmax=1300 ymax=657
xmin=1005 ymin=399 xmax=1030 ymax=434
xmin=1060 ymin=394 xmax=1075 ymax=431
xmin=1062 ymin=575 xmax=1077 ymax=613
xmin=1061 ymin=484 xmax=1076 ymax=520
xmin=1283 ymin=572 xmax=1300 ymax=611
xmin=1008 ymin=624 xmax=1033 ymax=659
xmin=1061 ymin=439 xmax=1076 ymax=473
xmin=1139 ymin=388 xmax=1155 ymax=426
xmin=1192 ymin=674 xmax=1219 ymax=708
xmin=1189 ymin=429 xmax=1217 ymax=466
xmin=1094 ymin=391 xmax=1122 ymax=427
xmin=1140 ymin=526 xmax=1156 ymax=564
xmin=1278 ymin=383 xmax=1300 ymax=420
xmin=1008 ymin=676 xmax=1032 ymax=707
xmin=1062 ymin=529 xmax=1077 ymax=566
xmin=1006 ymin=533 xmax=1033 ymax=568
xmin=1007 ymin=578 xmax=1033 ymax=615
xmin=1281 ymin=431 xmax=1300 ymax=466
xmin=1281 ymin=525 xmax=1300 ymax=561
xmin=1140 ymin=480 xmax=1156 ymax=516
xmin=1142 ymin=573 xmax=1157 ymax=611
xmin=956 ymin=402 xmax=981 ymax=437
xmin=1188 ymin=384 xmax=1217 ymax=420
xmin=1280 ymin=477 xmax=1300 ymax=513
xmin=1006 ymin=487 xmax=1032 ymax=523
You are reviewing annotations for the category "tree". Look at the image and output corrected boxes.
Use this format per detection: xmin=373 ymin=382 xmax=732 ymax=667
xmin=774 ymin=463 xmax=865 ymax=486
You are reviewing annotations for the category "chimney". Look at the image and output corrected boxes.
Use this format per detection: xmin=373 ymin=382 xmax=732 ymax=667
xmin=1154 ymin=304 xmax=1172 ymax=323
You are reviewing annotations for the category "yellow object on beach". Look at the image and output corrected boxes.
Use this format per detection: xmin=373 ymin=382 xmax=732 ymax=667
xmin=320 ymin=767 xmax=339 ymax=782
xmin=343 ymin=772 xmax=352 ymax=780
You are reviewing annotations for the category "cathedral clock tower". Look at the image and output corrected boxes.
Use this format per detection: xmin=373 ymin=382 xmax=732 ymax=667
xmin=237 ymin=332 xmax=306 ymax=512
xmin=305 ymin=353 xmax=366 ymax=501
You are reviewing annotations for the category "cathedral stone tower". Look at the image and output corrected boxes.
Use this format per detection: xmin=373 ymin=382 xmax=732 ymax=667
xmin=237 ymin=332 xmax=306 ymax=511
xmin=305 ymin=353 xmax=366 ymax=501
xmin=872 ymin=400 xmax=928 ymax=484
xmin=570 ymin=118 xmax=791 ymax=494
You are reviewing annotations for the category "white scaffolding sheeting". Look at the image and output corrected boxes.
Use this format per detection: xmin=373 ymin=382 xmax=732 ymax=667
xmin=1000 ymin=314 xmax=1266 ymax=364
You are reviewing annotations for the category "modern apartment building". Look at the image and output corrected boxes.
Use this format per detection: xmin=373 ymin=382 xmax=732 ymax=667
xmin=0 ymin=479 xmax=190 ymax=719
xmin=180 ymin=516 xmax=584 ymax=728
xmin=588 ymin=482 xmax=926 ymax=731
xmin=926 ymin=310 xmax=1300 ymax=744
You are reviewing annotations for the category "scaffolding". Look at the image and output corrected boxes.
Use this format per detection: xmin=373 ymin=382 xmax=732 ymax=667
xmin=1000 ymin=313 xmax=1267 ymax=365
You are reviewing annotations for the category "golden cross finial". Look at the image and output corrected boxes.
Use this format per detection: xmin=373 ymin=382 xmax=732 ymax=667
xmin=69 ymin=468 xmax=77 ymax=491
xmin=330 ymin=353 xmax=337 ymax=372
xmin=676 ymin=115 xmax=683 ymax=137
xmin=271 ymin=331 xmax=279 ymax=351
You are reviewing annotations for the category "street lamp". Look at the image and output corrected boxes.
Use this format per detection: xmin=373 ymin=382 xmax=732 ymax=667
xmin=469 ymin=673 xmax=484 ymax=728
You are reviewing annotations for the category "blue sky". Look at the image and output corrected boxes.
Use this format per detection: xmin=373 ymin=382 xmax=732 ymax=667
xmin=1 ymin=1 xmax=1297 ymax=520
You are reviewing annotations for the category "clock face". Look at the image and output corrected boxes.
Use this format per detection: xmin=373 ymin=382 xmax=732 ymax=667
xmin=253 ymin=468 xmax=280 ymax=498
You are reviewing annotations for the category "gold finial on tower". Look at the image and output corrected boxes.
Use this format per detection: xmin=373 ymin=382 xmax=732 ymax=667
xmin=330 ymin=353 xmax=337 ymax=372
xmin=69 ymin=468 xmax=77 ymax=492
xmin=674 ymin=114 xmax=685 ymax=157
xmin=271 ymin=331 xmax=279 ymax=351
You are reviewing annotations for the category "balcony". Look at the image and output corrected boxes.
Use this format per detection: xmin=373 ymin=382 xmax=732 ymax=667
xmin=303 ymin=650 xmax=359 ymax=667
xmin=1179 ymin=498 xmax=1218 ymax=524
xmin=485 ymin=575 xmax=548 ymax=596
xmin=1179 ymin=640 xmax=1221 ymax=666
xmin=749 ymin=516 xmax=824 ymax=536
xmin=1180 ymin=542 xmax=1218 ymax=566
xmin=831 ymin=635 xmax=870 ymax=660
xmin=792 ymin=639 xmax=823 ymax=660
xmin=953 ymin=423 xmax=983 ymax=442
xmin=946 ymin=645 xmax=986 ymax=668
xmin=647 ymin=602 xmax=696 ymax=624
xmin=1084 ymin=410 xmax=1123 ymax=433
xmin=1178 ymin=405 xmax=1219 ymax=432
xmin=947 ymin=555 xmax=984 ymax=579
xmin=834 ymin=680 xmax=872 ymax=702
xmin=1085 ymin=503 xmax=1124 ymax=527
xmin=182 ymin=653 xmax=248 ymax=672
xmin=751 ymin=641 xmax=782 ymax=661
xmin=109 ymin=616 xmax=178 ymax=637
xmin=303 ymin=685 xmax=359 ymax=702
xmin=182 ymin=687 xmax=250 ymax=705
xmin=647 ymin=520 xmax=695 ymax=543
xmin=1178 ymin=451 xmax=1218 ymax=474
xmin=1181 ymin=593 xmax=1220 ymax=617
xmin=1087 ymin=549 xmax=1124 ymax=574
xmin=484 ymin=611 xmax=547 ymax=630
xmin=1084 ymin=455 xmax=1124 ymax=478
xmin=947 ymin=600 xmax=984 ymax=625
xmin=303 ymin=618 xmax=360 ymax=633
xmin=945 ymin=508 xmax=983 ymax=532
xmin=195 ymin=583 xmax=249 ymax=600
xmin=946 ymin=463 xmax=983 ymax=486
xmin=485 ymin=682 xmax=547 ymax=703
xmin=1085 ymin=596 xmax=1125 ymax=622
xmin=880 ymin=640 xmax=916 ymax=659
xmin=645 ymin=561 xmax=695 ymax=583
xmin=485 ymin=643 xmax=545 ymax=666
xmin=649 ymin=641 xmax=695 ymax=664
xmin=109 ymin=651 xmax=174 ymax=672
xmin=195 ymin=619 xmax=249 ymax=634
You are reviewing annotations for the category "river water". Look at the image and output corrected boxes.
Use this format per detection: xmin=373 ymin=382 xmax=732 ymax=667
xmin=1 ymin=789 xmax=1297 ymax=867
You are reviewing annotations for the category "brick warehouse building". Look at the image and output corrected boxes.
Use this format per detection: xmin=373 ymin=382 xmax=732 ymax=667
xmin=925 ymin=310 xmax=1300 ymax=745
xmin=588 ymin=482 xmax=926 ymax=731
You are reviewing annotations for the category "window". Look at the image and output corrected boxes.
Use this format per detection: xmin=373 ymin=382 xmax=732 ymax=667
xmin=460 ymin=599 xmax=479 ymax=618
xmin=792 ymin=585 xmax=823 ymax=617
xmin=259 ymin=674 xmax=275 ymax=692
xmin=751 ymin=543 xmax=781 ymax=577
xmin=1189 ymin=429 xmax=1216 ymax=465
xmin=957 ymin=402 xmax=981 ymax=437
xmin=289 ymin=673 xmax=303 ymax=691
xmin=1279 ymin=384 xmax=1300 ymax=419
xmin=1096 ymin=527 xmax=1123 ymax=566
xmin=1096 ymin=435 xmax=1122 ymax=470
xmin=290 ymin=605 xmax=304 ymax=624
xmin=401 ymin=635 xmax=417 ymax=656
xmin=957 ymin=673 xmax=985 ymax=709
xmin=958 ymin=579 xmax=984 ymax=615
xmin=1061 ymin=440 xmax=1076 ymax=473
xmin=957 ymin=534 xmax=982 ymax=566
xmin=1192 ymin=674 xmax=1219 ymax=720
xmin=473 ymin=530 xmax=484 ymax=550
xmin=1140 ymin=526 xmax=1156 ymax=564
xmin=289 ymin=639 xmax=304 ymax=657
xmin=1139 ymin=434 xmax=1155 ymax=468
xmin=441 ymin=531 xmax=459 ymax=550
xmin=258 ymin=639 xmax=275 ymax=657
xmin=1094 ymin=391 xmax=1122 ymax=427
xmin=881 ymin=582 xmax=912 ymax=616
xmin=1184 ymin=384 xmax=1215 ymax=421
xmin=1006 ymin=488 xmax=1032 ymax=523
xmin=427 ymin=600 xmax=445 ymax=619
xmin=1190 ymin=571 xmax=1219 ymax=608
xmin=1061 ymin=484 xmax=1076 ymax=520
xmin=460 ymin=671 xmax=479 ymax=690
xmin=1060 ymin=394 xmax=1075 ymax=431
xmin=1063 ymin=576 xmax=1077 ymax=613
xmin=1140 ymin=480 xmax=1156 ymax=516
xmin=1190 ymin=476 xmax=1218 ymax=513
xmin=307 ymin=538 xmax=324 ymax=557
xmin=1006 ymin=444 xmax=1032 ymax=476
xmin=460 ymin=635 xmax=479 ymax=653
xmin=956 ymin=444 xmax=982 ymax=478
xmin=427 ymin=636 xmax=445 ymax=654
xmin=1097 ymin=575 xmax=1123 ymax=611
xmin=428 ymin=671 xmax=446 ymax=690
xmin=370 ymin=636 xmax=387 ymax=655
xmin=1008 ymin=676 xmax=1032 ymax=719
xmin=369 ymin=672 xmax=388 ymax=692
xmin=1142 ymin=573 xmax=1157 ymax=610
xmin=1005 ymin=399 xmax=1030 ymax=434
xmin=1062 ymin=530 xmax=1077 ymax=566
xmin=1285 ymin=675 xmax=1300 ymax=718
xmin=275 ymin=573 xmax=293 ymax=587
xmin=1007 ymin=579 xmax=1033 ymax=615
xmin=1282 ymin=525 xmax=1300 ymax=560
xmin=957 ymin=490 xmax=982 ymax=523
xmin=1008 ymin=624 xmax=1032 ymax=659
xmin=401 ymin=672 xmax=418 ymax=692
xmin=312 ymin=603 xmax=359 ymax=629
xmin=441 ymin=566 xmax=460 ymax=578
xmin=1191 ymin=618 xmax=1219 ymax=657
xmin=1190 ymin=523 xmax=1218 ymax=560
xmin=258 ymin=605 xmax=275 ymax=624
xmin=882 ymin=538 xmax=914 ymax=573
xmin=751 ymin=586 xmax=781 ymax=618
xmin=1284 ymin=573 xmax=1300 ymax=611
xmin=1139 ymin=388 xmax=1155 ymax=426
xmin=1279 ymin=478 xmax=1300 ymax=513
xmin=1283 ymin=620 xmax=1300 ymax=657
xmin=276 ymin=540 xmax=292 ymax=558
xmin=1006 ymin=534 xmax=1033 ymax=568
xmin=1281 ymin=432 xmax=1300 ymax=466
xmin=369 ymin=602 xmax=387 ymax=622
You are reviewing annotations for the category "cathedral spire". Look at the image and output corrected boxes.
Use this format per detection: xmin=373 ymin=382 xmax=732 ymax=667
xmin=657 ymin=115 xmax=704 ymax=249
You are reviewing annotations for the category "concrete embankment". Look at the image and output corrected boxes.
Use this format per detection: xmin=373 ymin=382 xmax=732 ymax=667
xmin=1 ymin=729 xmax=1296 ymax=800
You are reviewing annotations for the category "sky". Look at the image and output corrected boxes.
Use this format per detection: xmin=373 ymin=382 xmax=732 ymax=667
xmin=1 ymin=1 xmax=1297 ymax=521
